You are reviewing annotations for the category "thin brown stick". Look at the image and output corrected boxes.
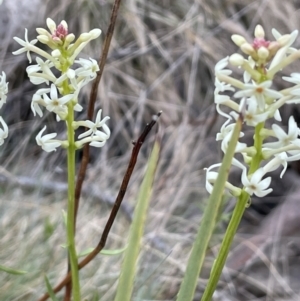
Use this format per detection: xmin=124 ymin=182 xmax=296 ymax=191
xmin=74 ymin=0 xmax=123 ymax=238
xmin=38 ymin=111 xmax=162 ymax=301
xmin=64 ymin=1 xmax=123 ymax=299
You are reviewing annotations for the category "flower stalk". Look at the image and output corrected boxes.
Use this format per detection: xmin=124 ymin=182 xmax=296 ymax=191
xmin=201 ymin=191 xmax=249 ymax=301
xmin=12 ymin=18 xmax=111 ymax=300
xmin=201 ymin=24 xmax=300 ymax=300
xmin=66 ymin=101 xmax=81 ymax=300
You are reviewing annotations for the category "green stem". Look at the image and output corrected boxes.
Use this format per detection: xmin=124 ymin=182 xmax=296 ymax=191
xmin=249 ymin=122 xmax=264 ymax=174
xmin=66 ymin=103 xmax=81 ymax=301
xmin=176 ymin=117 xmax=243 ymax=301
xmin=201 ymin=121 xmax=265 ymax=301
xmin=200 ymin=191 xmax=249 ymax=301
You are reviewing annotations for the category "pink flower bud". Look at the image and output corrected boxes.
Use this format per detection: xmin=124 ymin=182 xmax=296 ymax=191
xmin=52 ymin=22 xmax=68 ymax=41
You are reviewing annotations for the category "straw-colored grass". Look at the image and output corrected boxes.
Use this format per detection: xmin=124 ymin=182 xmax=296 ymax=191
xmin=1 ymin=0 xmax=300 ymax=300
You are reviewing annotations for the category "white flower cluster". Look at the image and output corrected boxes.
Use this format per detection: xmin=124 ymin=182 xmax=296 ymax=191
xmin=12 ymin=18 xmax=110 ymax=152
xmin=206 ymin=25 xmax=300 ymax=198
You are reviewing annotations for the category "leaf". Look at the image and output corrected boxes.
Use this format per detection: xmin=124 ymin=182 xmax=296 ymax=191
xmin=44 ymin=274 xmax=59 ymax=301
xmin=77 ymin=246 xmax=127 ymax=258
xmin=114 ymin=140 xmax=160 ymax=301
xmin=0 ymin=264 xmax=27 ymax=275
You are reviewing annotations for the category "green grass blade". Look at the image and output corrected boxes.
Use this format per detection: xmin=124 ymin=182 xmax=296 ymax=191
xmin=176 ymin=116 xmax=243 ymax=301
xmin=44 ymin=274 xmax=59 ymax=301
xmin=114 ymin=140 xmax=160 ymax=301
xmin=0 ymin=264 xmax=27 ymax=275
xmin=77 ymin=246 xmax=127 ymax=258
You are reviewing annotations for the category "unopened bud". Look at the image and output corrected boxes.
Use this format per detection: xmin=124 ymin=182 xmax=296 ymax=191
xmin=229 ymin=53 xmax=244 ymax=66
xmin=79 ymin=33 xmax=91 ymax=42
xmin=37 ymin=35 xmax=49 ymax=44
xmin=241 ymin=43 xmax=255 ymax=55
xmin=231 ymin=34 xmax=246 ymax=47
xmin=46 ymin=18 xmax=56 ymax=34
xmin=65 ymin=34 xmax=75 ymax=43
xmin=61 ymin=20 xmax=68 ymax=30
xmin=254 ymin=24 xmax=265 ymax=38
xmin=257 ymin=46 xmax=269 ymax=60
xmin=36 ymin=28 xmax=50 ymax=36
xmin=89 ymin=28 xmax=101 ymax=39
xmin=51 ymin=49 xmax=61 ymax=58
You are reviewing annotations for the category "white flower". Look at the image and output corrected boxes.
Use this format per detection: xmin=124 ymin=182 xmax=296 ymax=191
xmin=75 ymin=130 xmax=110 ymax=148
xmin=31 ymin=88 xmax=50 ymax=117
xmin=75 ymin=109 xmax=110 ymax=139
xmin=205 ymin=163 xmax=221 ymax=194
xmin=214 ymin=94 xmax=238 ymax=120
xmin=204 ymin=163 xmax=241 ymax=196
xmin=43 ymin=84 xmax=73 ymax=120
xmin=269 ymin=29 xmax=298 ymax=70
xmin=27 ymin=57 xmax=56 ymax=85
xmin=282 ymin=72 xmax=300 ymax=85
xmin=263 ymin=116 xmax=300 ymax=150
xmin=89 ymin=130 xmax=110 ymax=147
xmin=55 ymin=69 xmax=76 ymax=86
xmin=234 ymin=80 xmax=283 ymax=110
xmin=74 ymin=110 xmax=110 ymax=149
xmin=241 ymin=167 xmax=273 ymax=197
xmin=216 ymin=119 xmax=237 ymax=141
xmin=262 ymin=152 xmax=288 ymax=178
xmin=13 ymin=29 xmax=57 ymax=64
xmin=36 ymin=126 xmax=61 ymax=152
xmin=215 ymin=78 xmax=235 ymax=93
xmin=216 ymin=119 xmax=247 ymax=153
xmin=12 ymin=29 xmax=38 ymax=63
xmin=0 ymin=117 xmax=8 ymax=145
xmin=215 ymin=57 xmax=232 ymax=76
xmin=243 ymin=97 xmax=269 ymax=126
xmin=75 ymin=58 xmax=99 ymax=80
xmin=0 ymin=72 xmax=8 ymax=109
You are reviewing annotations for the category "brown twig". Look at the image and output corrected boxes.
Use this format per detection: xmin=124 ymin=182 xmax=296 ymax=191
xmin=64 ymin=1 xmax=123 ymax=300
xmin=38 ymin=111 xmax=162 ymax=301
xmin=74 ymin=0 xmax=123 ymax=242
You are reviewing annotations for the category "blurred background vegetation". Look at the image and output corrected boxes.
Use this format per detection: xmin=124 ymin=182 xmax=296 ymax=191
xmin=1 ymin=0 xmax=300 ymax=300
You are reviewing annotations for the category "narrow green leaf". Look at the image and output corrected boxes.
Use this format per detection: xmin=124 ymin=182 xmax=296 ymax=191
xmin=44 ymin=275 xmax=59 ymax=301
xmin=78 ymin=246 xmax=127 ymax=258
xmin=114 ymin=140 xmax=160 ymax=301
xmin=176 ymin=116 xmax=243 ymax=301
xmin=0 ymin=264 xmax=27 ymax=275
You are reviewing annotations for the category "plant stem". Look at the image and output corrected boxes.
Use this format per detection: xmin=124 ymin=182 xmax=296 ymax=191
xmin=176 ymin=115 xmax=244 ymax=301
xmin=200 ymin=190 xmax=249 ymax=301
xmin=66 ymin=103 xmax=81 ymax=301
xmin=37 ymin=112 xmax=161 ymax=301
xmin=201 ymin=121 xmax=264 ymax=301
xmin=249 ymin=122 xmax=264 ymax=174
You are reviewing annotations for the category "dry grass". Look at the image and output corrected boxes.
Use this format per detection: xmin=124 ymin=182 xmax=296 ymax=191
xmin=1 ymin=0 xmax=300 ymax=300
